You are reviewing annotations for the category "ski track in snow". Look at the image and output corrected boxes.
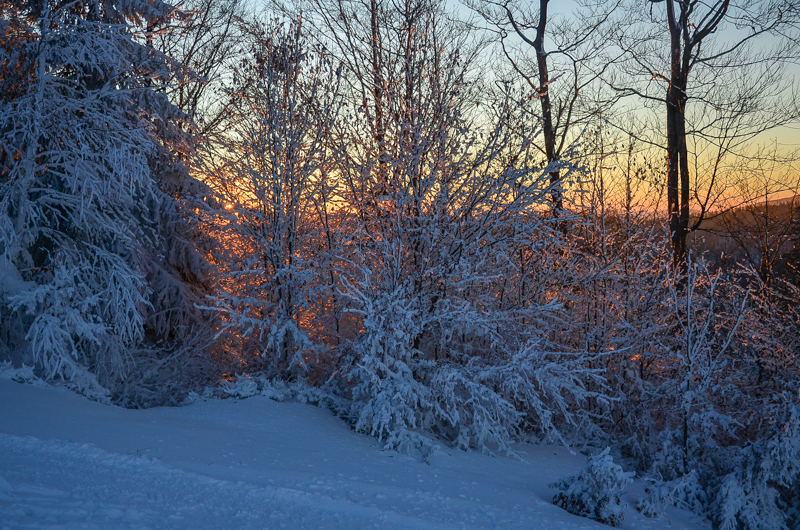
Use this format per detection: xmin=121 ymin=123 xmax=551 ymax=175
xmin=0 ymin=379 xmax=708 ymax=529
xmin=0 ymin=433 xmax=456 ymax=530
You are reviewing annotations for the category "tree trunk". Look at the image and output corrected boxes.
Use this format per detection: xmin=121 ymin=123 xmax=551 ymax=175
xmin=370 ymin=0 xmax=388 ymax=192
xmin=666 ymin=0 xmax=689 ymax=272
xmin=533 ymin=0 xmax=562 ymax=213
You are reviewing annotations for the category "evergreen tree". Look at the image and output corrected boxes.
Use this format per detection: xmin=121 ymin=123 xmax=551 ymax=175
xmin=0 ymin=0 xmax=213 ymax=403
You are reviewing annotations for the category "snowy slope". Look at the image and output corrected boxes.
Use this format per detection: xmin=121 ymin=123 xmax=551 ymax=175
xmin=0 ymin=377 xmax=709 ymax=530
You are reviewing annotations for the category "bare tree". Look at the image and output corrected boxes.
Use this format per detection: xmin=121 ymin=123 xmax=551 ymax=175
xmin=287 ymin=0 xmax=485 ymax=199
xmin=152 ymin=0 xmax=250 ymax=138
xmin=610 ymin=0 xmax=800 ymax=268
xmin=471 ymin=0 xmax=622 ymax=213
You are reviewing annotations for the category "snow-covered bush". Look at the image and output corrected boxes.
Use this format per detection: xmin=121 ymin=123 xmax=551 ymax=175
xmin=636 ymin=471 xmax=705 ymax=518
xmin=551 ymin=448 xmax=634 ymax=527
xmin=0 ymin=361 xmax=47 ymax=387
xmin=580 ymin=241 xmax=800 ymax=528
xmin=332 ymin=268 xmax=439 ymax=460
xmin=330 ymin=230 xmax=611 ymax=459
xmin=713 ymin=392 xmax=800 ymax=530
xmin=221 ymin=373 xmax=294 ymax=401
xmin=639 ymin=394 xmax=800 ymax=530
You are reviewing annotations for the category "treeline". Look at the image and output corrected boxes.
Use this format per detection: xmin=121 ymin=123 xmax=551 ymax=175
xmin=1 ymin=0 xmax=800 ymax=528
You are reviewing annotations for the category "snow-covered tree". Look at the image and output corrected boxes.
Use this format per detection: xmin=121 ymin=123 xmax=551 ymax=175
xmin=287 ymin=0 xmax=615 ymax=457
xmin=0 ymin=0 xmax=213 ymax=403
xmin=201 ymin=16 xmax=342 ymax=377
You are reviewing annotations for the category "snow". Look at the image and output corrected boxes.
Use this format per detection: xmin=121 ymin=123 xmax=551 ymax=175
xmin=0 ymin=378 xmax=709 ymax=529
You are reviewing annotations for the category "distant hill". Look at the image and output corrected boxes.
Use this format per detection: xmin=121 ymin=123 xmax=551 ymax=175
xmin=689 ymin=196 xmax=799 ymax=278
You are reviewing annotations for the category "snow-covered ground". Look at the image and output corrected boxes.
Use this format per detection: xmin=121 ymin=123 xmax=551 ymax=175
xmin=0 ymin=375 xmax=709 ymax=529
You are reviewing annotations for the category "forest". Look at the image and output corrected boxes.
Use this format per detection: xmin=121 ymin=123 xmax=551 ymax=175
xmin=1 ymin=0 xmax=799 ymax=527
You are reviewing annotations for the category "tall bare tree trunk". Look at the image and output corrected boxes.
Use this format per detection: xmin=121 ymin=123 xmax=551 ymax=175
xmin=370 ymin=0 xmax=388 ymax=191
xmin=665 ymin=0 xmax=687 ymax=271
xmin=532 ymin=0 xmax=562 ymax=213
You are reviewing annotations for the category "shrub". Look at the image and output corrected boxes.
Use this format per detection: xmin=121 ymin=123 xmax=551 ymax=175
xmin=552 ymin=448 xmax=634 ymax=527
